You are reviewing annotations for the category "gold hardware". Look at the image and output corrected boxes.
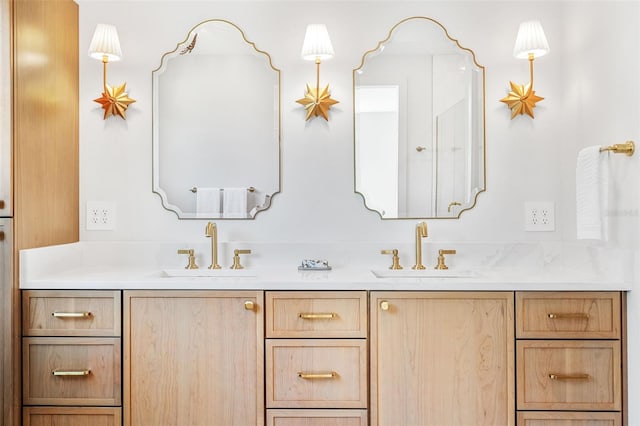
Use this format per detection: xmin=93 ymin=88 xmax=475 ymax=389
xmin=52 ymin=369 xmax=91 ymax=377
xmin=416 ymin=146 xmax=426 ymax=152
xmin=548 ymin=373 xmax=590 ymax=381
xmin=297 ymin=371 xmax=337 ymax=379
xmin=447 ymin=201 xmax=461 ymax=213
xmin=244 ymin=300 xmax=255 ymax=311
xmin=299 ymin=313 xmax=336 ymax=319
xmin=177 ymin=249 xmax=198 ymax=269
xmin=381 ymin=249 xmax=403 ymax=270
xmin=52 ymin=312 xmax=92 ymax=318
xmin=380 ymin=301 xmax=390 ymax=311
xmin=600 ymin=141 xmax=635 ymax=156
xmin=231 ymin=249 xmax=251 ymax=269
xmin=205 ymin=222 xmax=221 ymax=270
xmin=191 ymin=186 xmax=255 ymax=193
xmin=548 ymin=313 xmax=590 ymax=320
xmin=412 ymin=221 xmax=428 ymax=270
xmin=435 ymin=249 xmax=457 ymax=270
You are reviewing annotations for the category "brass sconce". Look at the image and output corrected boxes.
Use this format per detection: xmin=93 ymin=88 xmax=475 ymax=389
xmin=500 ymin=20 xmax=549 ymax=119
xmin=89 ymin=24 xmax=136 ymax=119
xmin=296 ymin=24 xmax=339 ymax=121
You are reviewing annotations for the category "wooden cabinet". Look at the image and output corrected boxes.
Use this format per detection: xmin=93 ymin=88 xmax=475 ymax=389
xmin=370 ymin=291 xmax=515 ymax=426
xmin=23 ymin=407 xmax=122 ymax=426
xmin=265 ymin=291 xmax=367 ymax=423
xmin=516 ymin=292 xmax=624 ymax=423
xmin=124 ymin=290 xmax=264 ymax=426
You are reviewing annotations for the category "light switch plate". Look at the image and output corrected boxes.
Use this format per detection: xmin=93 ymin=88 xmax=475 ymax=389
xmin=524 ymin=201 xmax=555 ymax=232
xmin=86 ymin=201 xmax=116 ymax=230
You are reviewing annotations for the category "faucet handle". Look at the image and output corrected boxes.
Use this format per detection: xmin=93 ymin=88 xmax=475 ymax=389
xmin=381 ymin=249 xmax=403 ymax=270
xmin=177 ymin=249 xmax=198 ymax=269
xmin=231 ymin=249 xmax=251 ymax=270
xmin=435 ymin=249 xmax=456 ymax=270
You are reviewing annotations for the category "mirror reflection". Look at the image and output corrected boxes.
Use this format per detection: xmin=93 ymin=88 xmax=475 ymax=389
xmin=152 ymin=19 xmax=281 ymax=219
xmin=354 ymin=17 xmax=485 ymax=219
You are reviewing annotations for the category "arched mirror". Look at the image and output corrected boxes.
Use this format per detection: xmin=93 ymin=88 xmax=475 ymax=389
xmin=354 ymin=17 xmax=485 ymax=219
xmin=152 ymin=19 xmax=281 ymax=219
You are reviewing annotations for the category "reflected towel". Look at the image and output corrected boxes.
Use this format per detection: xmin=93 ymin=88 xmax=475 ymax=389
xmin=223 ymin=188 xmax=248 ymax=218
xmin=196 ymin=188 xmax=221 ymax=216
xmin=576 ymin=146 xmax=609 ymax=240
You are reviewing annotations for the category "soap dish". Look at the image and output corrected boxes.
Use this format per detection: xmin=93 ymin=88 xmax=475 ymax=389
xmin=298 ymin=259 xmax=332 ymax=271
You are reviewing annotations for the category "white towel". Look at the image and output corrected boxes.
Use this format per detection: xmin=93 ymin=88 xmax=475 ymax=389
xmin=223 ymin=188 xmax=248 ymax=218
xmin=196 ymin=188 xmax=221 ymax=216
xmin=576 ymin=146 xmax=609 ymax=240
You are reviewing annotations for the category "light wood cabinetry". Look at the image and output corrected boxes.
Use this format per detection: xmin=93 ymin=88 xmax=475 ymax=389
xmin=265 ymin=291 xmax=367 ymax=423
xmin=23 ymin=406 xmax=122 ymax=426
xmin=370 ymin=291 xmax=515 ymax=426
xmin=124 ymin=290 xmax=264 ymax=426
xmin=516 ymin=292 xmax=624 ymax=424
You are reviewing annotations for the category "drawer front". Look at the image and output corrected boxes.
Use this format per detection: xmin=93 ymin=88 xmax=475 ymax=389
xmin=516 ymin=340 xmax=621 ymax=411
xmin=23 ymin=407 xmax=122 ymax=426
xmin=23 ymin=337 xmax=122 ymax=406
xmin=517 ymin=411 xmax=621 ymax=425
xmin=267 ymin=409 xmax=367 ymax=426
xmin=266 ymin=291 xmax=367 ymax=338
xmin=516 ymin=292 xmax=620 ymax=339
xmin=266 ymin=339 xmax=367 ymax=408
xmin=23 ymin=290 xmax=121 ymax=337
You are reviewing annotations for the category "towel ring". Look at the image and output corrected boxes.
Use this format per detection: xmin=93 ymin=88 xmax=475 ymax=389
xmin=599 ymin=141 xmax=635 ymax=156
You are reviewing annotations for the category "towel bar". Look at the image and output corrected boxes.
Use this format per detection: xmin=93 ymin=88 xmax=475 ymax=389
xmin=599 ymin=141 xmax=635 ymax=156
xmin=190 ymin=187 xmax=256 ymax=193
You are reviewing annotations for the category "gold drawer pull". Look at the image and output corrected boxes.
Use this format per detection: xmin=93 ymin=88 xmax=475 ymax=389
xmin=380 ymin=301 xmax=390 ymax=311
xmin=548 ymin=373 xmax=590 ymax=381
xmin=244 ymin=300 xmax=255 ymax=311
xmin=298 ymin=371 xmax=337 ymax=379
xmin=52 ymin=312 xmax=93 ymax=318
xmin=298 ymin=313 xmax=336 ymax=320
xmin=52 ymin=369 xmax=91 ymax=377
xmin=548 ymin=313 xmax=590 ymax=320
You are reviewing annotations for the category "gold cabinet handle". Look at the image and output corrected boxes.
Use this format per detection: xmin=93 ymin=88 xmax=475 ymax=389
xmin=244 ymin=300 xmax=255 ymax=311
xmin=380 ymin=301 xmax=390 ymax=311
xmin=297 ymin=371 xmax=337 ymax=379
xmin=548 ymin=373 xmax=590 ymax=381
xmin=52 ymin=312 xmax=92 ymax=318
xmin=298 ymin=313 xmax=336 ymax=319
xmin=52 ymin=369 xmax=91 ymax=377
xmin=548 ymin=313 xmax=590 ymax=320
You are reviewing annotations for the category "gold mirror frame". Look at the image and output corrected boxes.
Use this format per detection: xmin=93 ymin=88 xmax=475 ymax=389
xmin=353 ymin=16 xmax=486 ymax=220
xmin=152 ymin=19 xmax=281 ymax=219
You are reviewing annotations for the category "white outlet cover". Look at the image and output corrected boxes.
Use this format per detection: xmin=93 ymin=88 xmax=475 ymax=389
xmin=524 ymin=201 xmax=555 ymax=232
xmin=86 ymin=201 xmax=116 ymax=230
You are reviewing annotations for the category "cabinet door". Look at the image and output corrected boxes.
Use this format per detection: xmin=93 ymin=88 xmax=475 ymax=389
xmin=23 ymin=407 xmax=121 ymax=426
xmin=370 ymin=291 xmax=515 ymax=426
xmin=124 ymin=290 xmax=264 ymax=426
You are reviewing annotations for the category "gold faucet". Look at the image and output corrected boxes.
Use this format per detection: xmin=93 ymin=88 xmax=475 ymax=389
xmin=381 ymin=249 xmax=403 ymax=270
xmin=412 ymin=221 xmax=428 ymax=270
xmin=231 ymin=249 xmax=251 ymax=269
xmin=435 ymin=249 xmax=457 ymax=270
xmin=205 ymin=222 xmax=221 ymax=269
xmin=177 ymin=249 xmax=198 ymax=269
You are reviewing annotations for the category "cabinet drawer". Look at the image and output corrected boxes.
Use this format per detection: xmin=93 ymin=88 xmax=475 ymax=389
xmin=23 ymin=290 xmax=121 ymax=337
xmin=266 ymin=291 xmax=367 ymax=338
xmin=23 ymin=407 xmax=122 ymax=426
xmin=516 ymin=292 xmax=620 ymax=339
xmin=517 ymin=411 xmax=621 ymax=425
xmin=266 ymin=339 xmax=367 ymax=408
xmin=516 ymin=340 xmax=621 ymax=411
xmin=23 ymin=337 xmax=121 ymax=406
xmin=267 ymin=409 xmax=367 ymax=426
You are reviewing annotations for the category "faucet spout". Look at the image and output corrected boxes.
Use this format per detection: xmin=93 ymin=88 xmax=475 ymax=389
xmin=412 ymin=221 xmax=428 ymax=270
xmin=205 ymin=222 xmax=221 ymax=269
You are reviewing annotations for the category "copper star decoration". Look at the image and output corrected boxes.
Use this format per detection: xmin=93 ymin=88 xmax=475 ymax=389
xmin=500 ymin=81 xmax=544 ymax=119
xmin=296 ymin=84 xmax=339 ymax=121
xmin=94 ymin=82 xmax=136 ymax=119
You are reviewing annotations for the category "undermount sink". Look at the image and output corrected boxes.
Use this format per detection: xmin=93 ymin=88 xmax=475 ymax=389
xmin=163 ymin=269 xmax=256 ymax=278
xmin=371 ymin=269 xmax=478 ymax=279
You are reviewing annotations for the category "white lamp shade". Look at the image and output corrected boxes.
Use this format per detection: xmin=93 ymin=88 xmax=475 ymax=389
xmin=513 ymin=20 xmax=549 ymax=59
xmin=301 ymin=24 xmax=334 ymax=61
xmin=89 ymin=24 xmax=122 ymax=61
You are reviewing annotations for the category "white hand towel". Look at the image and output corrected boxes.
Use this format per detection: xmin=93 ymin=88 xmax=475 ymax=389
xmin=223 ymin=188 xmax=248 ymax=218
xmin=196 ymin=188 xmax=221 ymax=216
xmin=576 ymin=146 xmax=609 ymax=240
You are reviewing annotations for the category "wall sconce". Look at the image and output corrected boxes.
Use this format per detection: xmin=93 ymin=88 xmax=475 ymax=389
xmin=89 ymin=24 xmax=136 ymax=120
xmin=295 ymin=24 xmax=339 ymax=121
xmin=500 ymin=20 xmax=549 ymax=119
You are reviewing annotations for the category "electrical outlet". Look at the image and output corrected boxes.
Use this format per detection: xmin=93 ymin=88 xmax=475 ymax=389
xmin=524 ymin=202 xmax=555 ymax=232
xmin=86 ymin=201 xmax=116 ymax=230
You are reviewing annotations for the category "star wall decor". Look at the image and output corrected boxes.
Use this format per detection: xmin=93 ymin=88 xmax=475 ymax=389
xmin=94 ymin=82 xmax=136 ymax=120
xmin=500 ymin=81 xmax=544 ymax=119
xmin=296 ymin=83 xmax=339 ymax=121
